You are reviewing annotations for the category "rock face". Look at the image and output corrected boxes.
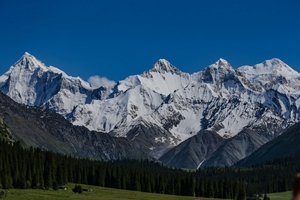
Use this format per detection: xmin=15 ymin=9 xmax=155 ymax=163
xmin=235 ymin=122 xmax=300 ymax=167
xmin=1 ymin=53 xmax=299 ymax=168
xmin=0 ymin=113 xmax=16 ymax=144
xmin=0 ymin=92 xmax=146 ymax=160
xmin=159 ymin=130 xmax=225 ymax=169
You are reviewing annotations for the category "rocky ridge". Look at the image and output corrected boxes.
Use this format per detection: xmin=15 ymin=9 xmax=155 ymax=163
xmin=0 ymin=53 xmax=298 ymax=167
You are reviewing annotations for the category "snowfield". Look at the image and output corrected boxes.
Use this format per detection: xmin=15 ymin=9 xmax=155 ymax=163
xmin=1 ymin=52 xmax=299 ymax=167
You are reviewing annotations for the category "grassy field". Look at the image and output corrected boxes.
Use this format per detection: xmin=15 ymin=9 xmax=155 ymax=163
xmin=268 ymin=191 xmax=292 ymax=200
xmin=3 ymin=183 xmax=229 ymax=200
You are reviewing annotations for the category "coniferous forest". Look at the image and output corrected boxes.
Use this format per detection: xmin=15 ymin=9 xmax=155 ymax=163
xmin=0 ymin=138 xmax=299 ymax=199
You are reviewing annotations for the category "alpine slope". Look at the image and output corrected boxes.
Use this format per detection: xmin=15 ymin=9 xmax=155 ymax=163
xmin=0 ymin=52 xmax=298 ymax=168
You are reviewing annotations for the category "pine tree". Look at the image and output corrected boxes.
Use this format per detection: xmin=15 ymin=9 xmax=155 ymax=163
xmin=72 ymin=184 xmax=82 ymax=193
xmin=134 ymin=172 xmax=141 ymax=191
xmin=26 ymin=164 xmax=32 ymax=188
xmin=39 ymin=171 xmax=44 ymax=189
xmin=122 ymin=172 xmax=127 ymax=190
xmin=56 ymin=165 xmax=63 ymax=186
xmin=115 ymin=167 xmax=121 ymax=189
xmin=223 ymin=178 xmax=230 ymax=198
xmin=188 ymin=174 xmax=195 ymax=196
xmin=44 ymin=164 xmax=52 ymax=190
xmin=233 ymin=180 xmax=240 ymax=200
xmin=88 ymin=165 xmax=95 ymax=185
xmin=237 ymin=183 xmax=246 ymax=200
xmin=207 ymin=179 xmax=214 ymax=198
xmin=52 ymin=180 xmax=59 ymax=190
xmin=81 ymin=165 xmax=88 ymax=184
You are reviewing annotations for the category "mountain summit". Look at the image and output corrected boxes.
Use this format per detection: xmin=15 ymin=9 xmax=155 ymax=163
xmin=238 ymin=58 xmax=300 ymax=88
xmin=0 ymin=53 xmax=99 ymax=115
xmin=0 ymin=53 xmax=299 ymax=168
xmin=14 ymin=52 xmax=48 ymax=71
xmin=149 ymin=59 xmax=181 ymax=74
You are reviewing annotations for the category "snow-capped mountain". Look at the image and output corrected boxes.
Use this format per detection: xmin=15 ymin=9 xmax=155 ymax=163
xmin=237 ymin=58 xmax=300 ymax=121
xmin=0 ymin=52 xmax=114 ymax=116
xmin=238 ymin=58 xmax=300 ymax=89
xmin=0 ymin=52 xmax=299 ymax=167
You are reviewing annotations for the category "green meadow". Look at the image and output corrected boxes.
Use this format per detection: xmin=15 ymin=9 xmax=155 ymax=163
xmin=268 ymin=191 xmax=292 ymax=200
xmin=3 ymin=183 xmax=229 ymax=200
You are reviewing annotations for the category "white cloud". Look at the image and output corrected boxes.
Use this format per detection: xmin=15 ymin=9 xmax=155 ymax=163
xmin=88 ymin=75 xmax=116 ymax=88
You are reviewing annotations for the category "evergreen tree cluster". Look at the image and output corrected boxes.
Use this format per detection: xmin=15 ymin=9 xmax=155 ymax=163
xmin=194 ymin=176 xmax=246 ymax=199
xmin=1 ymin=138 xmax=299 ymax=199
xmin=72 ymin=185 xmax=82 ymax=193
xmin=0 ymin=139 xmax=244 ymax=198
xmin=196 ymin=154 xmax=300 ymax=197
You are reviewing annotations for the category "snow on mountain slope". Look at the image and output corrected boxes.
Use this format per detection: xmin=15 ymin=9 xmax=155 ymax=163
xmin=70 ymin=58 xmax=266 ymax=140
xmin=200 ymin=58 xmax=237 ymax=88
xmin=160 ymin=103 xmax=291 ymax=168
xmin=1 ymin=52 xmax=300 ymax=167
xmin=149 ymin=84 xmax=278 ymax=140
xmin=118 ymin=59 xmax=191 ymax=96
xmin=71 ymin=84 xmax=164 ymax=133
xmin=237 ymin=58 xmax=300 ymax=121
xmin=201 ymin=109 xmax=290 ymax=167
xmin=0 ymin=52 xmax=114 ymax=116
xmin=238 ymin=58 xmax=300 ymax=90
xmin=238 ymin=58 xmax=299 ymax=81
xmin=1 ymin=53 xmax=297 ymax=138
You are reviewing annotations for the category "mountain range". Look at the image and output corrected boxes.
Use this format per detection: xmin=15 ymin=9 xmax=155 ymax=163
xmin=1 ymin=52 xmax=299 ymax=168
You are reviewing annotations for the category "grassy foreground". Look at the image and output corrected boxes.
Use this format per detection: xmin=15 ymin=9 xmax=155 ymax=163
xmin=268 ymin=191 xmax=292 ymax=200
xmin=3 ymin=183 xmax=228 ymax=200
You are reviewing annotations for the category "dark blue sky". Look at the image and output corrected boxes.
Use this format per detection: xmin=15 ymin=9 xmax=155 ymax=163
xmin=0 ymin=0 xmax=299 ymax=81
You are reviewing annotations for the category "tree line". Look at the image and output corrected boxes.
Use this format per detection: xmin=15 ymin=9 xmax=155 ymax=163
xmin=0 ymin=139 xmax=246 ymax=199
xmin=2 ymin=136 xmax=299 ymax=199
xmin=196 ymin=154 xmax=300 ymax=197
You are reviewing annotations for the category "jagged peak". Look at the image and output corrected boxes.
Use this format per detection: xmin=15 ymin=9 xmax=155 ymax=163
xmin=217 ymin=58 xmax=230 ymax=65
xmin=157 ymin=58 xmax=170 ymax=64
xmin=13 ymin=52 xmax=47 ymax=70
xmin=239 ymin=58 xmax=299 ymax=77
xmin=149 ymin=59 xmax=181 ymax=74
xmin=199 ymin=58 xmax=241 ymax=87
xmin=260 ymin=58 xmax=297 ymax=73
xmin=206 ymin=58 xmax=234 ymax=72
xmin=20 ymin=52 xmax=38 ymax=61
xmin=11 ymin=53 xmax=69 ymax=78
xmin=215 ymin=58 xmax=232 ymax=67
xmin=259 ymin=58 xmax=285 ymax=69
xmin=263 ymin=58 xmax=284 ymax=65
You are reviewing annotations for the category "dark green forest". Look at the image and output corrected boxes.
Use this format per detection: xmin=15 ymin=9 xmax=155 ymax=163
xmin=0 ymin=139 xmax=245 ymax=199
xmin=0 ymin=138 xmax=299 ymax=199
xmin=197 ymin=154 xmax=300 ymax=197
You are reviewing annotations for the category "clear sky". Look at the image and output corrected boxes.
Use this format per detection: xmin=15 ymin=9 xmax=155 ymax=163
xmin=0 ymin=0 xmax=299 ymax=82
